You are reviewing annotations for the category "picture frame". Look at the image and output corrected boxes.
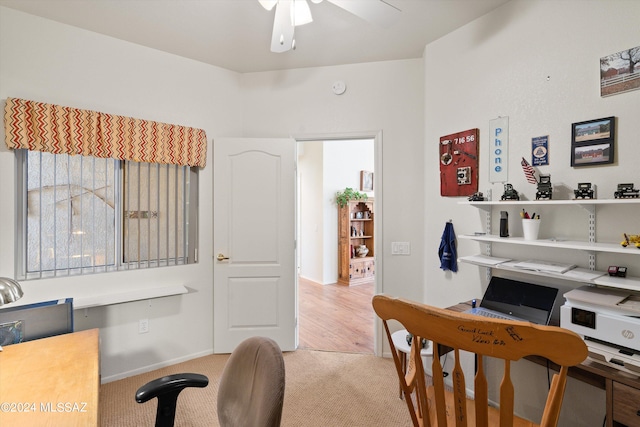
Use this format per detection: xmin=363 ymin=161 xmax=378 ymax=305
xmin=360 ymin=170 xmax=373 ymax=192
xmin=600 ymin=46 xmax=640 ymax=97
xmin=571 ymin=116 xmax=615 ymax=167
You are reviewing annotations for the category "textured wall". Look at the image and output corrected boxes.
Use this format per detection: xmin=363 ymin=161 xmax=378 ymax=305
xmin=424 ymin=1 xmax=639 ymax=425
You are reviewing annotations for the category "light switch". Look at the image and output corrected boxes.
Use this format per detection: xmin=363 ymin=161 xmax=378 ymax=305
xmin=391 ymin=242 xmax=410 ymax=255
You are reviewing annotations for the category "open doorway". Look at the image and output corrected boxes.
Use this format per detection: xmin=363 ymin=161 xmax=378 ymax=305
xmin=296 ymin=138 xmax=376 ymax=353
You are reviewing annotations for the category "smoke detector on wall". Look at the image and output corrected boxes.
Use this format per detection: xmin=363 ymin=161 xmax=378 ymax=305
xmin=332 ymin=81 xmax=346 ymax=95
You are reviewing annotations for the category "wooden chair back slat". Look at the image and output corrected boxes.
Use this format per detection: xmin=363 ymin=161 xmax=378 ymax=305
xmin=540 ymin=367 xmax=569 ymax=426
xmin=413 ymin=340 xmax=430 ymax=425
xmin=475 ymin=357 xmax=489 ymax=427
xmin=373 ymin=294 xmax=588 ymax=427
xmin=452 ymin=349 xmax=468 ymax=425
xmin=430 ymin=345 xmax=445 ymax=427
xmin=382 ymin=326 xmax=421 ymax=426
xmin=500 ymin=361 xmax=514 ymax=427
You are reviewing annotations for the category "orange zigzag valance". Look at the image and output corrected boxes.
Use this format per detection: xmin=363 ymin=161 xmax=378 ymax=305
xmin=4 ymin=97 xmax=207 ymax=167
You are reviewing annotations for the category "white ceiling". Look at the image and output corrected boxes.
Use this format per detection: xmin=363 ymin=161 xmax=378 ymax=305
xmin=0 ymin=0 xmax=511 ymax=73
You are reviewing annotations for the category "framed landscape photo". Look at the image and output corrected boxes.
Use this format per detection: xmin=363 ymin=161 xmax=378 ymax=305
xmin=600 ymin=46 xmax=640 ymax=97
xmin=571 ymin=116 xmax=615 ymax=167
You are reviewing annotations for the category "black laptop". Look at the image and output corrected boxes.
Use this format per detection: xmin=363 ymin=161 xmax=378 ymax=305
xmin=465 ymin=277 xmax=558 ymax=325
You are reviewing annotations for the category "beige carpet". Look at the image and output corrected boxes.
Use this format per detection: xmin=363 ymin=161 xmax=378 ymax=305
xmin=100 ymin=349 xmax=412 ymax=426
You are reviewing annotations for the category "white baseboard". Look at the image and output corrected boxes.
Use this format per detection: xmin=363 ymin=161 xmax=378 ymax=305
xmin=298 ymin=275 xmax=330 ymax=285
xmin=100 ymin=349 xmax=213 ymax=384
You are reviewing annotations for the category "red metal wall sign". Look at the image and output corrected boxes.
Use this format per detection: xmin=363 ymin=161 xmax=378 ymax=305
xmin=439 ymin=128 xmax=479 ymax=197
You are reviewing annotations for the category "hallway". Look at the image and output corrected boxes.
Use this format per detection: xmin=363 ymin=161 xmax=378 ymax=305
xmin=298 ymin=277 xmax=375 ymax=354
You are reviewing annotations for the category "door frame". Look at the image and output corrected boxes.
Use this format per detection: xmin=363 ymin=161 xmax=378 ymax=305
xmin=293 ymin=130 xmax=383 ymax=357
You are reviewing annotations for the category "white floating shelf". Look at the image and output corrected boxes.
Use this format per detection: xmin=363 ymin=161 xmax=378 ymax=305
xmin=459 ymin=255 xmax=640 ymax=289
xmin=594 ymin=275 xmax=640 ymax=292
xmin=459 ymin=199 xmax=640 ymax=206
xmin=74 ymin=284 xmax=189 ymax=309
xmin=458 ymin=234 xmax=640 ymax=256
xmin=9 ymin=283 xmax=189 ymax=310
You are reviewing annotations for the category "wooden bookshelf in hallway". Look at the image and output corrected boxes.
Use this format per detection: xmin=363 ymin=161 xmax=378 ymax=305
xmin=298 ymin=276 xmax=374 ymax=353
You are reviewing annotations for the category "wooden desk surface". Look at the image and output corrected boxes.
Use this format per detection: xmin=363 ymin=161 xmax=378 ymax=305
xmin=0 ymin=328 xmax=99 ymax=427
xmin=448 ymin=301 xmax=640 ymax=390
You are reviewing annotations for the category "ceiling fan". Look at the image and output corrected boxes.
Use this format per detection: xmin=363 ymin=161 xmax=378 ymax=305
xmin=258 ymin=0 xmax=401 ymax=53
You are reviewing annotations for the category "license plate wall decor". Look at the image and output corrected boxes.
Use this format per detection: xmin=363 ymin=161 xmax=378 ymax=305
xmin=439 ymin=128 xmax=479 ymax=197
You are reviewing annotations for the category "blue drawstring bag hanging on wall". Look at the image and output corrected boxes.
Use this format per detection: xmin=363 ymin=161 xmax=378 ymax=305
xmin=439 ymin=221 xmax=458 ymax=272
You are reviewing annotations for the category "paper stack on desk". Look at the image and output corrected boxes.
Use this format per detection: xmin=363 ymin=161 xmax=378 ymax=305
xmin=458 ymin=254 xmax=512 ymax=266
xmin=513 ymin=260 xmax=576 ymax=274
xmin=560 ymin=268 xmax=606 ymax=281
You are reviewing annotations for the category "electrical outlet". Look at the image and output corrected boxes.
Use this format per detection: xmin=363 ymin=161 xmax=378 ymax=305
xmin=139 ymin=318 xmax=149 ymax=334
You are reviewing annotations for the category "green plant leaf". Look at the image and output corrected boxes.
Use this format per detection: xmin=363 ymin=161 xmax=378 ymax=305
xmin=335 ymin=187 xmax=368 ymax=207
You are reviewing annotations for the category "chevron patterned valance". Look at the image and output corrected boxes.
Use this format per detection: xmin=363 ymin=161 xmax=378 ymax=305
xmin=4 ymin=97 xmax=207 ymax=167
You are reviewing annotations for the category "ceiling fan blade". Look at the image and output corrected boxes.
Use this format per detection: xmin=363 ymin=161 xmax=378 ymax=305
xmin=258 ymin=0 xmax=278 ymax=11
xmin=326 ymin=0 xmax=401 ymax=27
xmin=271 ymin=0 xmax=295 ymax=52
xmin=292 ymin=0 xmax=313 ymax=26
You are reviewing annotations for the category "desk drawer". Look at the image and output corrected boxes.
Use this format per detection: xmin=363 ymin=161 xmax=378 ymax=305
xmin=613 ymin=381 xmax=640 ymax=426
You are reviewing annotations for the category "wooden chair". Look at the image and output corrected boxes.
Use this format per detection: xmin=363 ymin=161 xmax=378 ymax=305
xmin=372 ymin=294 xmax=588 ymax=427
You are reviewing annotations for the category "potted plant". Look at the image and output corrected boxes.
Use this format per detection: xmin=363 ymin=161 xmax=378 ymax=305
xmin=335 ymin=187 xmax=368 ymax=208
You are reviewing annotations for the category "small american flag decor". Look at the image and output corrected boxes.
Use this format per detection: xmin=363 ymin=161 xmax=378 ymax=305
xmin=521 ymin=157 xmax=537 ymax=185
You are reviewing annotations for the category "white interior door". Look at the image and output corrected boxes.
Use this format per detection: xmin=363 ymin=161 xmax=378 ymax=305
xmin=213 ymin=138 xmax=297 ymax=353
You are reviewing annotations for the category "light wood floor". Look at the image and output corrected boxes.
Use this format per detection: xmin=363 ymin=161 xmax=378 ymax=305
xmin=298 ymin=276 xmax=374 ymax=354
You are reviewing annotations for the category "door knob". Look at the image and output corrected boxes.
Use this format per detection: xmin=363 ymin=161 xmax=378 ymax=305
xmin=217 ymin=253 xmax=229 ymax=261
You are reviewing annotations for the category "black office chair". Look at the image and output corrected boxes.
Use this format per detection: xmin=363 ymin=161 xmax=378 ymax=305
xmin=136 ymin=373 xmax=209 ymax=427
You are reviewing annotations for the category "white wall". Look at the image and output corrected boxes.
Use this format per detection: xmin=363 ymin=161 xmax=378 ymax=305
xmin=0 ymin=7 xmax=243 ymax=382
xmin=424 ymin=1 xmax=639 ymax=425
xmin=323 ymin=139 xmax=374 ymax=284
xmin=241 ymin=60 xmax=426 ymax=302
xmin=298 ymin=139 xmax=374 ymax=285
xmin=298 ymin=141 xmax=324 ymax=283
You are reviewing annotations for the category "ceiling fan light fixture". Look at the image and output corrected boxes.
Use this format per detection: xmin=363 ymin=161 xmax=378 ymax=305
xmin=260 ymin=0 xmax=314 ymax=53
xmin=270 ymin=0 xmax=295 ymax=52
xmin=291 ymin=0 xmax=313 ymax=26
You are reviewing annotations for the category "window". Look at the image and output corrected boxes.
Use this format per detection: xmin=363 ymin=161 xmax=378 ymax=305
xmin=17 ymin=150 xmax=198 ymax=280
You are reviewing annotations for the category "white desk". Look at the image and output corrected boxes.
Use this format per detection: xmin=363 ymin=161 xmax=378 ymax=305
xmin=391 ymin=329 xmax=433 ymax=398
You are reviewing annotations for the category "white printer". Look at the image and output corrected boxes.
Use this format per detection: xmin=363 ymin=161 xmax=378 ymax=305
xmin=561 ymin=285 xmax=640 ymax=376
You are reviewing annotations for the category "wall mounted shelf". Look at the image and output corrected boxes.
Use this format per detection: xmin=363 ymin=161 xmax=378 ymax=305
xmin=458 ymin=198 xmax=640 ymax=289
xmin=458 ymin=234 xmax=636 ymax=255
